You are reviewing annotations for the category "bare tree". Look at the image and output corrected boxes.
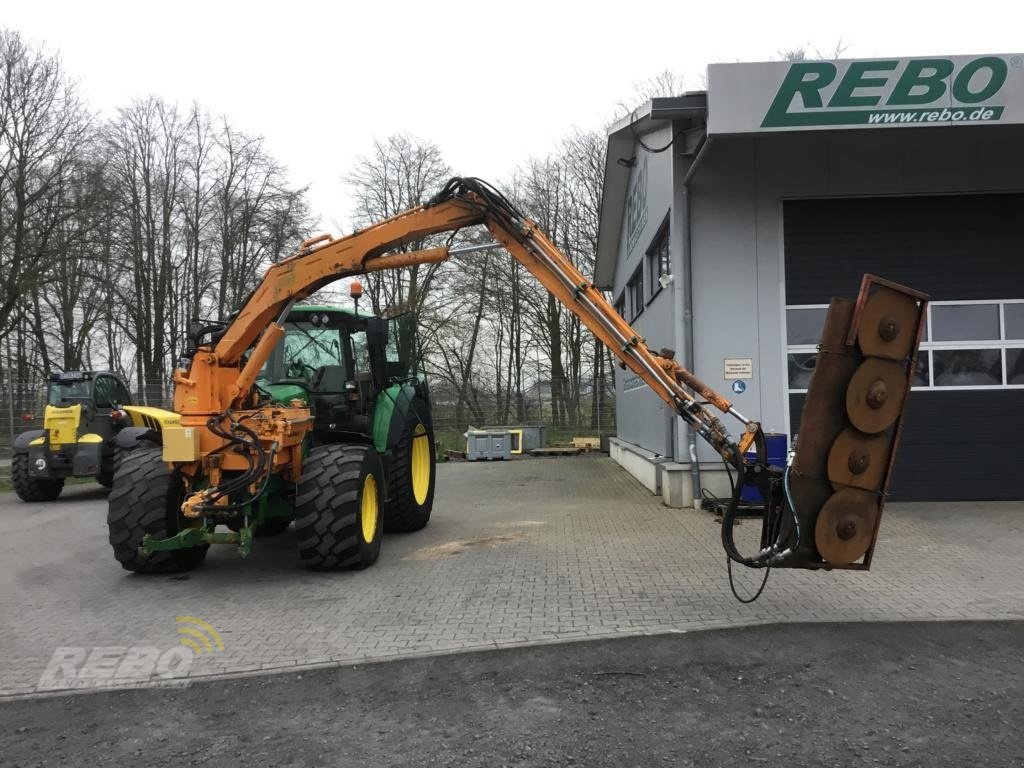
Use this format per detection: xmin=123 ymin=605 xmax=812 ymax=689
xmin=0 ymin=30 xmax=91 ymax=344
xmin=32 ymin=156 xmax=109 ymax=370
xmin=102 ymin=97 xmax=187 ymax=402
xmin=343 ymin=133 xmax=452 ymax=364
xmin=213 ymin=119 xmax=308 ymax=317
xmin=778 ymin=40 xmax=849 ymax=62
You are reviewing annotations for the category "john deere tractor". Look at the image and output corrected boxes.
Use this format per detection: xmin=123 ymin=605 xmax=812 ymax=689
xmin=10 ymin=371 xmax=175 ymax=502
xmin=107 ymin=303 xmax=436 ymax=572
xmin=249 ymin=304 xmax=436 ymax=537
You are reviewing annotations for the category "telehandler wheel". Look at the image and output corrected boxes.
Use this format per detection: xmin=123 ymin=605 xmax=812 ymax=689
xmin=11 ymin=453 xmax=64 ymax=502
xmin=107 ymin=448 xmax=208 ymax=574
xmin=97 ymin=445 xmax=124 ymax=489
xmin=294 ymin=444 xmax=383 ymax=571
xmin=384 ymin=414 xmax=436 ymax=533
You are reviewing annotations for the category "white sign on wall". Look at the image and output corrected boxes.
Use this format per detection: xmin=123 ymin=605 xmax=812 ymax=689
xmin=724 ymin=358 xmax=753 ymax=380
xmin=708 ymin=54 xmax=1024 ymax=134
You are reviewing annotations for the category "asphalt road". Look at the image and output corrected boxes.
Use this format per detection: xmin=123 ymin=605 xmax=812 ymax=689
xmin=3 ymin=621 xmax=1020 ymax=767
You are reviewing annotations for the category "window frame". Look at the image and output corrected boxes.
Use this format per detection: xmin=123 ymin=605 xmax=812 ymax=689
xmin=785 ymin=298 xmax=1024 ymax=393
xmin=645 ymin=217 xmax=671 ymax=302
xmin=627 ymin=265 xmax=644 ymax=321
xmin=112 ymin=378 xmax=133 ymax=406
xmin=92 ymin=375 xmax=114 ymax=409
xmin=613 ymin=295 xmax=626 ymax=319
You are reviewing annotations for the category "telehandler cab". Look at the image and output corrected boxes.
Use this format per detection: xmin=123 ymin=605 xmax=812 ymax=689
xmin=105 ymin=177 xmax=927 ymax=582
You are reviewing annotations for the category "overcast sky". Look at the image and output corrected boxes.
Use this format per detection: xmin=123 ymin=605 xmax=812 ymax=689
xmin=4 ymin=1 xmax=1020 ymax=230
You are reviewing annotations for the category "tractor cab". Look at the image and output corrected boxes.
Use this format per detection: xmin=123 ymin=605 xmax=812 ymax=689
xmin=258 ymin=305 xmax=409 ymax=443
xmin=46 ymin=371 xmax=132 ymax=413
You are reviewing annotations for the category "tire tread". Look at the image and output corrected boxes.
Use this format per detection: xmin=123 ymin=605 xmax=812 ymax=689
xmin=294 ymin=444 xmax=381 ymax=570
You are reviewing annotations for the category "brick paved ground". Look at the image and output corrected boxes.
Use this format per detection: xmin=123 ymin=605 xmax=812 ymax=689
xmin=0 ymin=455 xmax=1021 ymax=696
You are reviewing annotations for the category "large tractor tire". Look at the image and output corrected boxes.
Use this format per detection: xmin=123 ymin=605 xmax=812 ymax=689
xmin=97 ymin=444 xmax=125 ymax=489
xmin=384 ymin=413 xmax=436 ymax=533
xmin=107 ymin=448 xmax=208 ymax=574
xmin=11 ymin=453 xmax=64 ymax=502
xmin=294 ymin=444 xmax=383 ymax=570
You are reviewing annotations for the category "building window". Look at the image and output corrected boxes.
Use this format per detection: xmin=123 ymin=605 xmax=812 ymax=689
xmin=646 ymin=218 xmax=670 ymax=300
xmin=627 ymin=266 xmax=644 ymax=321
xmin=614 ymin=296 xmax=625 ymax=318
xmin=785 ymin=299 xmax=1024 ymax=392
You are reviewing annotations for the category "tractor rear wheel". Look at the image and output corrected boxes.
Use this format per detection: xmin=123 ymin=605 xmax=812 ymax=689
xmin=107 ymin=448 xmax=208 ymax=573
xmin=294 ymin=444 xmax=383 ymax=570
xmin=384 ymin=413 xmax=435 ymax=533
xmin=12 ymin=453 xmax=64 ymax=502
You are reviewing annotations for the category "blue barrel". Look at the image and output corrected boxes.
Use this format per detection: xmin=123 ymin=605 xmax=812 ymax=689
xmin=740 ymin=432 xmax=787 ymax=503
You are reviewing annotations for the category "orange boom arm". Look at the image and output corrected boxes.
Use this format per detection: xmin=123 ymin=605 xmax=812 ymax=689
xmin=174 ymin=179 xmax=757 ymax=463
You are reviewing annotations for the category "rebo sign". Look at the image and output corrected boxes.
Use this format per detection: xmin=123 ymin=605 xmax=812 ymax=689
xmin=707 ymin=55 xmax=1024 ymax=134
xmin=764 ymin=57 xmax=1007 ymax=127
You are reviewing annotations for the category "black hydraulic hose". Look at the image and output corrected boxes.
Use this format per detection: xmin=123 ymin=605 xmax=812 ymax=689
xmin=201 ymin=414 xmax=264 ymax=509
xmin=719 ymin=430 xmax=803 ymax=569
xmin=231 ymin=442 xmax=278 ymax=516
xmin=719 ymin=448 xmax=769 ymax=568
xmin=719 ymin=427 xmax=782 ymax=568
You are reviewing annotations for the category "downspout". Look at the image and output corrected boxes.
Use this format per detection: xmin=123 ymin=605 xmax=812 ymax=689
xmin=681 ymin=135 xmax=713 ymax=508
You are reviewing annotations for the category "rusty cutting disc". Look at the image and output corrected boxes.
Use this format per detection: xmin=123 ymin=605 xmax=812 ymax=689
xmin=857 ymin=287 xmax=921 ymax=360
xmin=815 ymin=488 xmax=879 ymax=565
xmin=827 ymin=427 xmax=890 ymax=491
xmin=846 ymin=358 xmax=908 ymax=434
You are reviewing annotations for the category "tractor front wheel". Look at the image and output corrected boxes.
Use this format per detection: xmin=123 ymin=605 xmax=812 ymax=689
xmin=12 ymin=453 xmax=64 ymax=502
xmin=294 ymin=444 xmax=383 ymax=570
xmin=107 ymin=448 xmax=208 ymax=573
xmin=384 ymin=414 xmax=436 ymax=533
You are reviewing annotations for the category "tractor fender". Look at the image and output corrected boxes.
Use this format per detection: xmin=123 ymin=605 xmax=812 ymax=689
xmin=12 ymin=430 xmax=46 ymax=454
xmin=379 ymin=384 xmax=434 ymax=453
xmin=115 ymin=426 xmax=162 ymax=450
xmin=371 ymin=384 xmax=412 ymax=453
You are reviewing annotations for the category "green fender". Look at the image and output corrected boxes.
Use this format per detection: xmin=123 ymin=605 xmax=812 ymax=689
xmin=263 ymin=382 xmax=309 ymax=406
xmin=372 ymin=383 xmax=432 ymax=453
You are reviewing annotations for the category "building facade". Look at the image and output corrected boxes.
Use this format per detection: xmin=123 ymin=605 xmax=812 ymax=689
xmin=596 ymin=54 xmax=1024 ymax=505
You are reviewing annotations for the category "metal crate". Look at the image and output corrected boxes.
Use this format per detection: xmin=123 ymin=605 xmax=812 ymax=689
xmin=466 ymin=430 xmax=512 ymax=461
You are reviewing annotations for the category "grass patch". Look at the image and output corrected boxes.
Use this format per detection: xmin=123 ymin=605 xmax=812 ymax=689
xmin=0 ymin=473 xmax=97 ymax=492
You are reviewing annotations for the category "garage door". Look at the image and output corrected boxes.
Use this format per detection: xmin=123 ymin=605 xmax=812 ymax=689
xmin=784 ymin=194 xmax=1024 ymax=502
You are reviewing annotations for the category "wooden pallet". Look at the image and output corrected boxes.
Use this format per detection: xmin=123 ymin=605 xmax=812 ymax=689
xmin=528 ymin=446 xmax=583 ymax=457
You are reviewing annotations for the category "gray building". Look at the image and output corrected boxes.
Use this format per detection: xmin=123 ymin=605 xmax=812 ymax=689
xmin=596 ymin=54 xmax=1024 ymax=505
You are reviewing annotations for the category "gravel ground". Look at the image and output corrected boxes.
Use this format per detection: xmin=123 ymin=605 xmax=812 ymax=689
xmin=3 ymin=621 xmax=1021 ymax=767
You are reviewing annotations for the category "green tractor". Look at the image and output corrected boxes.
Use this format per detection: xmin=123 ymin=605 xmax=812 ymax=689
xmin=10 ymin=371 xmax=175 ymax=502
xmin=107 ymin=304 xmax=436 ymax=571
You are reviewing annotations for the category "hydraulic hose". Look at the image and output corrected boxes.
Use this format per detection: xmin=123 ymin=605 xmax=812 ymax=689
xmin=719 ymin=429 xmax=802 ymax=568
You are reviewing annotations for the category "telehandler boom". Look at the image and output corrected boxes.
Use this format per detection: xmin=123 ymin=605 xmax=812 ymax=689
xmin=108 ymin=177 xmax=927 ymax=580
